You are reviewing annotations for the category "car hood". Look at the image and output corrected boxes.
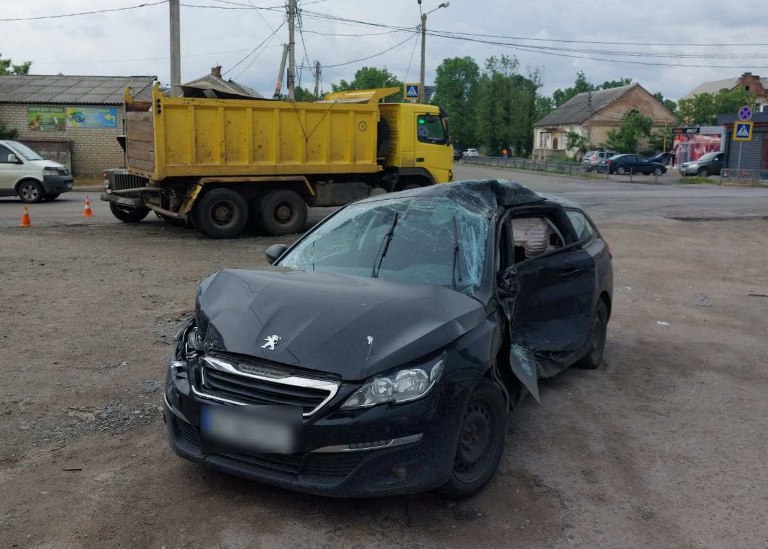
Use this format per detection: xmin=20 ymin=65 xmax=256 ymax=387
xmin=195 ymin=269 xmax=487 ymax=380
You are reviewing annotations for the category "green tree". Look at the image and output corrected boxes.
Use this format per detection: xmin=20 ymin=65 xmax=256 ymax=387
xmin=653 ymin=92 xmax=678 ymax=114
xmin=433 ymin=56 xmax=480 ymax=148
xmin=0 ymin=121 xmax=18 ymax=139
xmin=0 ymin=54 xmax=31 ymax=75
xmin=599 ymin=77 xmax=633 ymax=89
xmin=332 ymin=67 xmax=401 ymax=92
xmin=552 ymin=71 xmax=594 ymax=107
xmin=604 ymin=110 xmax=653 ymax=153
xmin=565 ymin=130 xmax=588 ymax=153
xmin=293 ymin=87 xmax=316 ymax=101
xmin=677 ymin=88 xmax=756 ymax=125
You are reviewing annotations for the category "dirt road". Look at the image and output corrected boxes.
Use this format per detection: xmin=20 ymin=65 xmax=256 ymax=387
xmin=1 ymin=186 xmax=767 ymax=547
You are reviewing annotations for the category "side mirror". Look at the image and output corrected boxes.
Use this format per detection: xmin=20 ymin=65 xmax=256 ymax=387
xmin=7 ymin=153 xmax=19 ymax=164
xmin=264 ymin=243 xmax=288 ymax=265
xmin=496 ymin=266 xmax=517 ymax=297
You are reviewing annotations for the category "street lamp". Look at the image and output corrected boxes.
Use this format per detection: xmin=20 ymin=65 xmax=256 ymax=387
xmin=418 ymin=0 xmax=450 ymax=103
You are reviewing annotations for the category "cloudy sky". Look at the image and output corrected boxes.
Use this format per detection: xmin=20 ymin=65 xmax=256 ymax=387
xmin=2 ymin=0 xmax=767 ymax=101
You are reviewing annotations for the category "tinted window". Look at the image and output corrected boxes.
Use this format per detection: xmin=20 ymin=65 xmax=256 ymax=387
xmin=417 ymin=115 xmax=447 ymax=144
xmin=7 ymin=141 xmax=42 ymax=161
xmin=566 ymin=210 xmax=594 ymax=242
xmin=0 ymin=145 xmax=12 ymax=163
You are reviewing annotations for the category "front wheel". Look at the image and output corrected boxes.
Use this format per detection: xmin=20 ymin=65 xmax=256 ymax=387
xmin=193 ymin=188 xmax=249 ymax=239
xmin=615 ymin=166 xmax=627 ymax=175
xmin=653 ymin=167 xmax=664 ymax=176
xmin=577 ymin=300 xmax=608 ymax=369
xmin=109 ymin=202 xmax=150 ymax=223
xmin=18 ymin=181 xmax=45 ymax=203
xmin=439 ymin=379 xmax=507 ymax=499
xmin=698 ymin=167 xmax=710 ymax=177
xmin=258 ymin=189 xmax=307 ymax=235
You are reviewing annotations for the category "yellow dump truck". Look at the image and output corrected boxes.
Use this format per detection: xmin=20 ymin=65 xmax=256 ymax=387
xmin=101 ymin=83 xmax=453 ymax=238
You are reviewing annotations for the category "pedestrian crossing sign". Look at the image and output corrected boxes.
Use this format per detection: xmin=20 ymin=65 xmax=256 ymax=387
xmin=404 ymin=83 xmax=420 ymax=100
xmin=733 ymin=121 xmax=753 ymax=141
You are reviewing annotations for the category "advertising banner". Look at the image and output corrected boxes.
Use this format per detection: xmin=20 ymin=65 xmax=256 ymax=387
xmin=66 ymin=107 xmax=118 ymax=129
xmin=27 ymin=106 xmax=66 ymax=132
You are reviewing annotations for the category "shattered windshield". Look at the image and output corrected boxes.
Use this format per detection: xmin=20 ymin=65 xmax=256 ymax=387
xmin=278 ymin=197 xmax=488 ymax=296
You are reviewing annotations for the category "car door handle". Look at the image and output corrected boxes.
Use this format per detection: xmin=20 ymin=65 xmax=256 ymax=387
xmin=557 ymin=268 xmax=584 ymax=278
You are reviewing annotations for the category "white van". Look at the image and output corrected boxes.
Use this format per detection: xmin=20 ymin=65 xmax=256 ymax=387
xmin=0 ymin=140 xmax=73 ymax=202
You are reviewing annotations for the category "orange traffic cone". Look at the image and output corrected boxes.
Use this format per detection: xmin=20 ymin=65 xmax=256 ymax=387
xmin=83 ymin=195 xmax=94 ymax=218
xmin=19 ymin=205 xmax=32 ymax=227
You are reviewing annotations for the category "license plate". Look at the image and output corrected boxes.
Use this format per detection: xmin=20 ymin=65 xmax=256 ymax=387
xmin=200 ymin=405 xmax=300 ymax=454
xmin=115 ymin=197 xmax=136 ymax=206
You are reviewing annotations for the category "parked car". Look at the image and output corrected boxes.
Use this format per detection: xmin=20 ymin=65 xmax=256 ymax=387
xmin=604 ymin=154 xmax=667 ymax=176
xmin=453 ymin=148 xmax=463 ymax=161
xmin=0 ymin=140 xmax=73 ymax=203
xmin=582 ymin=150 xmax=617 ymax=171
xmin=648 ymin=152 xmax=672 ymax=166
xmin=679 ymin=151 xmax=725 ymax=177
xmin=164 ymin=179 xmax=614 ymax=498
xmin=463 ymin=148 xmax=479 ymax=157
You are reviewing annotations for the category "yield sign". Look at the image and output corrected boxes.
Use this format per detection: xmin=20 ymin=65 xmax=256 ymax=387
xmin=733 ymin=121 xmax=753 ymax=141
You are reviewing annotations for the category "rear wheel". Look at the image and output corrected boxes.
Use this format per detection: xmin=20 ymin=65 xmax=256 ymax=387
xmin=18 ymin=181 xmax=44 ymax=203
xmin=258 ymin=189 xmax=307 ymax=235
xmin=193 ymin=188 xmax=249 ymax=239
xmin=439 ymin=379 xmax=507 ymax=498
xmin=109 ymin=202 xmax=150 ymax=223
xmin=577 ymin=300 xmax=608 ymax=369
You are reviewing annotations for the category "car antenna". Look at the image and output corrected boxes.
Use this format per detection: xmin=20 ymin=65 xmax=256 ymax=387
xmin=371 ymin=211 xmax=399 ymax=278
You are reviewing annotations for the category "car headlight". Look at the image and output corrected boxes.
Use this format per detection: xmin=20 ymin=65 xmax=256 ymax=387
xmin=43 ymin=167 xmax=58 ymax=175
xmin=341 ymin=357 xmax=444 ymax=409
xmin=689 ymin=162 xmax=698 ymax=168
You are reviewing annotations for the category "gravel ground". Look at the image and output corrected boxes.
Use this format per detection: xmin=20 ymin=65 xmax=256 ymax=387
xmin=0 ymin=208 xmax=766 ymax=548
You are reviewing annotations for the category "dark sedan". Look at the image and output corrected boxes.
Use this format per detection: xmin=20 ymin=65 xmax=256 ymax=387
xmin=603 ymin=154 xmax=667 ymax=175
xmin=164 ymin=179 xmax=614 ymax=498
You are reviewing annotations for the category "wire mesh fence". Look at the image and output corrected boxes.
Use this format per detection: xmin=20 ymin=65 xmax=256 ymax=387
xmin=720 ymin=168 xmax=768 ymax=185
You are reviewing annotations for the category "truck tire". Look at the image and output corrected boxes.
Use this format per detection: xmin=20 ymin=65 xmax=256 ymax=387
xmin=109 ymin=202 xmax=150 ymax=223
xmin=193 ymin=188 xmax=249 ymax=239
xmin=258 ymin=189 xmax=307 ymax=235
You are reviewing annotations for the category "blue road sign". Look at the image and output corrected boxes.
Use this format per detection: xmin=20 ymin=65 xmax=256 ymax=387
xmin=404 ymin=84 xmax=419 ymax=98
xmin=738 ymin=105 xmax=752 ymax=121
xmin=733 ymin=121 xmax=753 ymax=141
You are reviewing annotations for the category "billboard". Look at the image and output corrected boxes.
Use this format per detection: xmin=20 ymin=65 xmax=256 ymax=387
xmin=27 ymin=106 xmax=66 ymax=132
xmin=672 ymin=126 xmax=724 ymax=165
xmin=65 ymin=107 xmax=118 ymax=129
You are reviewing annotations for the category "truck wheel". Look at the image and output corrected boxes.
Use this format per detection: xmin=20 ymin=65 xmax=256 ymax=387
xmin=18 ymin=181 xmax=44 ymax=203
xmin=194 ymin=188 xmax=249 ymax=239
xmin=109 ymin=202 xmax=150 ymax=223
xmin=259 ymin=189 xmax=307 ymax=235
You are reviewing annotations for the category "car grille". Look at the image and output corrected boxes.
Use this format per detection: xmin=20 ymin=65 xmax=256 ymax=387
xmin=198 ymin=355 xmax=339 ymax=416
xmin=172 ymin=416 xmax=362 ymax=478
xmin=110 ymin=171 xmax=148 ymax=191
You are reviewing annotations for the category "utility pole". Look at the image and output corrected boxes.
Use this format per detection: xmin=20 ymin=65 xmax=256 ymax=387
xmin=287 ymin=0 xmax=297 ymax=100
xmin=419 ymin=12 xmax=426 ymax=104
xmin=313 ymin=60 xmax=322 ymax=100
xmin=169 ymin=0 xmax=181 ymax=96
xmin=273 ymin=44 xmax=289 ymax=99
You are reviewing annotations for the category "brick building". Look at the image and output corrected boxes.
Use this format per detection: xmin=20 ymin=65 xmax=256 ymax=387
xmin=684 ymin=72 xmax=768 ymax=113
xmin=0 ymin=75 xmax=155 ymax=177
xmin=533 ymin=84 xmax=677 ymax=160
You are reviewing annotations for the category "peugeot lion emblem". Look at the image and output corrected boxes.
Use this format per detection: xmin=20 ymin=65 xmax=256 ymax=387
xmin=261 ymin=334 xmax=281 ymax=351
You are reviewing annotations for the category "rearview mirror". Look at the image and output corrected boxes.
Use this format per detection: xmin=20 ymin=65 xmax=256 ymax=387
xmin=496 ymin=266 xmax=518 ymax=297
xmin=264 ymin=244 xmax=288 ymax=265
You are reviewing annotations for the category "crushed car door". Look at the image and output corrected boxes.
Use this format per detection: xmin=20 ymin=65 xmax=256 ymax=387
xmin=501 ymin=207 xmax=596 ymax=380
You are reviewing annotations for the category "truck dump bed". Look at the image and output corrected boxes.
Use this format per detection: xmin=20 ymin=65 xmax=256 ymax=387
xmin=126 ymin=84 xmax=396 ymax=181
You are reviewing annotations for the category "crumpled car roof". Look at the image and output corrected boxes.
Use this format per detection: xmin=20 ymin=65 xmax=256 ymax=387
xmin=363 ymin=179 xmax=545 ymax=215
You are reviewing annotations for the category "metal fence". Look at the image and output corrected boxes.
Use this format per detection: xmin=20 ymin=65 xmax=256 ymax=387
xmin=720 ymin=168 xmax=768 ymax=185
xmin=461 ymin=156 xmax=594 ymax=177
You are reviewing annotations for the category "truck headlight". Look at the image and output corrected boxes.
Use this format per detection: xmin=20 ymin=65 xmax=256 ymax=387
xmin=341 ymin=357 xmax=444 ymax=409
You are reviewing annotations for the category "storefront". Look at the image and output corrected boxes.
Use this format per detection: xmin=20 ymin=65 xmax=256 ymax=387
xmin=718 ymin=112 xmax=768 ymax=179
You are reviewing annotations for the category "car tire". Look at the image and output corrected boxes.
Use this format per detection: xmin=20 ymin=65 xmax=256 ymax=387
xmin=193 ymin=187 xmax=249 ymax=239
xmin=653 ymin=167 xmax=664 ymax=176
xmin=615 ymin=166 xmax=627 ymax=175
xmin=258 ymin=189 xmax=307 ymax=236
xmin=577 ymin=300 xmax=609 ymax=369
xmin=109 ymin=202 xmax=150 ymax=223
xmin=18 ymin=181 xmax=45 ymax=203
xmin=698 ymin=167 xmax=710 ymax=177
xmin=439 ymin=379 xmax=508 ymax=499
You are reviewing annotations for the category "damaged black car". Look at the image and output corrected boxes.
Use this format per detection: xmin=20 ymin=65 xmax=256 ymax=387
xmin=164 ymin=179 xmax=613 ymax=497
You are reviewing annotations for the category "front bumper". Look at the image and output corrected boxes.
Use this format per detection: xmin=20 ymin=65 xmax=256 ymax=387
xmin=163 ymin=359 xmax=467 ymax=497
xmin=100 ymin=192 xmax=143 ymax=207
xmin=679 ymin=165 xmax=699 ymax=176
xmin=42 ymin=174 xmax=73 ymax=194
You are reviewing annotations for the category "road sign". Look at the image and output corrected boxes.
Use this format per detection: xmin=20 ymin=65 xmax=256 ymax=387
xmin=738 ymin=105 xmax=753 ymax=121
xmin=733 ymin=121 xmax=753 ymax=141
xmin=404 ymin=83 xmax=419 ymax=100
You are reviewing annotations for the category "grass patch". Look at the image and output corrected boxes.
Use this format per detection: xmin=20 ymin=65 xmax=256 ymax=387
xmin=678 ymin=176 xmax=720 ymax=185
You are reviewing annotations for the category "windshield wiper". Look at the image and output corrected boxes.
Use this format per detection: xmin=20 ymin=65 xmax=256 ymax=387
xmin=452 ymin=216 xmax=463 ymax=291
xmin=371 ymin=211 xmax=399 ymax=278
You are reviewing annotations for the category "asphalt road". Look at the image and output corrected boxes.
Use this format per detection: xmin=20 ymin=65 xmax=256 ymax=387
xmin=2 ymin=168 xmax=767 ymax=230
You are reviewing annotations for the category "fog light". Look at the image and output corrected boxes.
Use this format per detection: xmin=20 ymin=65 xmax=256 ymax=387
xmin=390 ymin=466 xmax=407 ymax=479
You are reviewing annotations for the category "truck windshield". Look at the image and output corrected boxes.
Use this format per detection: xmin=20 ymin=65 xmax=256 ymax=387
xmin=8 ymin=141 xmax=43 ymax=161
xmin=278 ymin=197 xmax=488 ymax=296
xmin=417 ymin=114 xmax=448 ymax=145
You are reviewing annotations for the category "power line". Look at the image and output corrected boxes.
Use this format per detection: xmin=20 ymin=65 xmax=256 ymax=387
xmin=300 ymin=32 xmax=418 ymax=69
xmin=224 ymin=20 xmax=286 ymax=76
xmin=0 ymin=1 xmax=166 ymax=22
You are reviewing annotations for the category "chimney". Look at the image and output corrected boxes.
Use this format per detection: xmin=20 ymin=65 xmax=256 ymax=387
xmin=211 ymin=65 xmax=222 ymax=79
